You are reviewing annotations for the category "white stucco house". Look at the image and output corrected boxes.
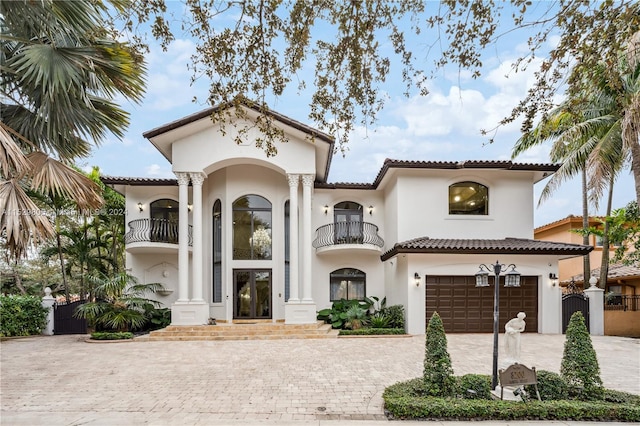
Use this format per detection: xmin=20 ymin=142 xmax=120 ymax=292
xmin=102 ymin=101 xmax=592 ymax=335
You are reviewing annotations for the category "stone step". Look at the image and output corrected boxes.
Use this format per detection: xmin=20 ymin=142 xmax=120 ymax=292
xmin=148 ymin=321 xmax=339 ymax=341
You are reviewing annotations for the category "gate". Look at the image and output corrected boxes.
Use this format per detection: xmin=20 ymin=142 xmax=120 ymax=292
xmin=54 ymin=300 xmax=88 ymax=335
xmin=562 ymin=293 xmax=590 ymax=333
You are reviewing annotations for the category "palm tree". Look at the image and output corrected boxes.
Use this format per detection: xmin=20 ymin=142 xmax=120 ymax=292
xmin=1 ymin=0 xmax=146 ymax=258
xmin=512 ymin=81 xmax=626 ymax=285
xmin=74 ymin=272 xmax=165 ymax=332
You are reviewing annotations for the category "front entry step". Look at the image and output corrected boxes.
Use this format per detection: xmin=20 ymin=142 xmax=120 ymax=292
xmin=146 ymin=320 xmax=339 ymax=341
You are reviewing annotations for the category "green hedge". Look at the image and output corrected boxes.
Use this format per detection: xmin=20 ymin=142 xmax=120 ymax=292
xmin=338 ymin=327 xmax=405 ymax=335
xmin=90 ymin=331 xmax=134 ymax=340
xmin=383 ymin=378 xmax=640 ymax=422
xmin=0 ymin=295 xmax=48 ymax=337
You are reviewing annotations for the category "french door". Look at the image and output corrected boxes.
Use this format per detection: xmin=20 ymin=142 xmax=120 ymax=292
xmin=233 ymin=269 xmax=272 ymax=319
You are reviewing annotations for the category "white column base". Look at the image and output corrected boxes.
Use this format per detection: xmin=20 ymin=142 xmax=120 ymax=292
xmin=284 ymin=302 xmax=317 ymax=324
xmin=171 ymin=301 xmax=210 ymax=326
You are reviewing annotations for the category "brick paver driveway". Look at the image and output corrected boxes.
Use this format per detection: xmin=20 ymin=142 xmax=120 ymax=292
xmin=1 ymin=333 xmax=638 ymax=425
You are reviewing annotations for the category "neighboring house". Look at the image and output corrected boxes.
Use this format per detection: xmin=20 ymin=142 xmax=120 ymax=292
xmin=535 ymin=216 xmax=640 ymax=337
xmin=102 ymin=101 xmax=592 ymax=335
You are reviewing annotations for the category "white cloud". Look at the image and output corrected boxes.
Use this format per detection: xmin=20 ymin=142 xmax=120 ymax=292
xmin=145 ymin=164 xmax=173 ymax=177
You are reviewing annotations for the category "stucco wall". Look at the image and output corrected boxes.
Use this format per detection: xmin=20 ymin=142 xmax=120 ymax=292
xmin=392 ymin=170 xmax=535 ymax=242
xmin=605 ymin=311 xmax=640 ymax=337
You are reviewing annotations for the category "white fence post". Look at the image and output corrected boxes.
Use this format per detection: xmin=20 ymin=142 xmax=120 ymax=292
xmin=585 ymin=281 xmax=604 ymax=336
xmin=41 ymin=287 xmax=55 ymax=336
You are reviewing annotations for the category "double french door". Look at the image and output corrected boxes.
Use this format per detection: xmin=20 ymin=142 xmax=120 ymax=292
xmin=233 ymin=269 xmax=272 ymax=319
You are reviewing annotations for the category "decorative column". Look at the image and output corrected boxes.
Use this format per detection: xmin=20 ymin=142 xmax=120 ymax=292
xmin=585 ymin=278 xmax=605 ymax=336
xmin=287 ymin=174 xmax=300 ymax=303
xmin=176 ymin=172 xmax=190 ymax=303
xmin=41 ymin=287 xmax=55 ymax=336
xmin=190 ymin=172 xmax=205 ymax=302
xmin=301 ymin=174 xmax=314 ymax=302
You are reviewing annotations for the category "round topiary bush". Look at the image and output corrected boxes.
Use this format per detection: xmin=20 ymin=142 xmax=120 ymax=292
xmin=524 ymin=370 xmax=568 ymax=401
xmin=458 ymin=374 xmax=492 ymax=399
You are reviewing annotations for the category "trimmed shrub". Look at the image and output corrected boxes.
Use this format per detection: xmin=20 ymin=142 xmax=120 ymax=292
xmin=0 ymin=295 xmax=48 ymax=337
xmin=380 ymin=304 xmax=405 ymax=329
xmin=603 ymin=389 xmax=640 ymax=404
xmin=561 ymin=311 xmax=604 ymax=400
xmin=90 ymin=331 xmax=134 ymax=340
xmin=338 ymin=327 xmax=405 ymax=335
xmin=458 ymin=374 xmax=492 ymax=399
xmin=423 ymin=312 xmax=455 ymax=397
xmin=383 ymin=379 xmax=640 ymax=421
xmin=524 ymin=370 xmax=568 ymax=401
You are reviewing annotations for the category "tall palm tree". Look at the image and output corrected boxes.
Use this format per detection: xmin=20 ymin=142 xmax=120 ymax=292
xmin=1 ymin=0 xmax=146 ymax=258
xmin=512 ymin=83 xmax=626 ymax=286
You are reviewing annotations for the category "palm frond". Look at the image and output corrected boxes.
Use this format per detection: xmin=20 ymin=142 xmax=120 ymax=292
xmin=0 ymin=125 xmax=31 ymax=177
xmin=26 ymin=152 xmax=103 ymax=210
xmin=0 ymin=178 xmax=55 ymax=257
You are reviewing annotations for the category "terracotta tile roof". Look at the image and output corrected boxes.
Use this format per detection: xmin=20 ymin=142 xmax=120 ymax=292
xmin=101 ymin=176 xmax=178 ymax=186
xmin=381 ymin=237 xmax=592 ymax=261
xmin=370 ymin=159 xmax=559 ymax=188
xmin=562 ymin=263 xmax=640 ymax=285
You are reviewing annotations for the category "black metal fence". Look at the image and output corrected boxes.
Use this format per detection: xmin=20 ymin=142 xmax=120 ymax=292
xmin=605 ymin=295 xmax=640 ymax=312
xmin=54 ymin=300 xmax=87 ymax=335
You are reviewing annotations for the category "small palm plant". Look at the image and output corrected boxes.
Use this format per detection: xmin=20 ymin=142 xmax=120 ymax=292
xmin=75 ymin=272 xmax=165 ymax=332
xmin=344 ymin=305 xmax=369 ymax=330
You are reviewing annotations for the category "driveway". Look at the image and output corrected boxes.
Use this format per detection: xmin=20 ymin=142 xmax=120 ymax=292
xmin=1 ymin=333 xmax=638 ymax=425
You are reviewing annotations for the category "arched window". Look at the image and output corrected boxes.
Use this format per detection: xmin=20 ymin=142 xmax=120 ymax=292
xmin=232 ymin=195 xmax=272 ymax=260
xmin=330 ymin=268 xmax=366 ymax=301
xmin=150 ymin=199 xmax=179 ymax=243
xmin=449 ymin=182 xmax=488 ymax=215
xmin=212 ymin=199 xmax=222 ymax=303
xmin=333 ymin=201 xmax=363 ymax=244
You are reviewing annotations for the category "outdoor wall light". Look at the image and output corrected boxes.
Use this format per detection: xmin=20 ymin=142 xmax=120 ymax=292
xmin=323 ymin=205 xmax=329 ymax=215
xmin=549 ymin=273 xmax=558 ymax=287
xmin=368 ymin=205 xmax=374 ymax=215
xmin=137 ymin=202 xmax=144 ymax=212
xmin=188 ymin=204 xmax=193 ymax=212
xmin=414 ymin=272 xmax=421 ymax=287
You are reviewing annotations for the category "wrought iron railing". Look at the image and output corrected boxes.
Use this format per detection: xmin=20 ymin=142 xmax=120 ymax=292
xmin=125 ymin=218 xmax=192 ymax=246
xmin=313 ymin=221 xmax=384 ymax=249
xmin=604 ymin=295 xmax=640 ymax=312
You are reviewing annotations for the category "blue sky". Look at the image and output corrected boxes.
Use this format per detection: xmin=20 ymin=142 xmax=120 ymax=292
xmin=85 ymin=3 xmax=635 ymax=228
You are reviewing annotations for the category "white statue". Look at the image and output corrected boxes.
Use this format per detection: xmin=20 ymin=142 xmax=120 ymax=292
xmin=504 ymin=312 xmax=526 ymax=363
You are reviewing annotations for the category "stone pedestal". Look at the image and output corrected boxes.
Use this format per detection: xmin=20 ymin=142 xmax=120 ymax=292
xmin=285 ymin=302 xmax=317 ymax=324
xmin=585 ymin=285 xmax=604 ymax=336
xmin=41 ymin=287 xmax=55 ymax=336
xmin=171 ymin=301 xmax=209 ymax=325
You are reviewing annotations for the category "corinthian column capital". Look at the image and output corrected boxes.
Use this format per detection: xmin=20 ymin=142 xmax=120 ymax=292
xmin=301 ymin=174 xmax=315 ymax=187
xmin=189 ymin=172 xmax=205 ymax=186
xmin=175 ymin=172 xmax=190 ymax=186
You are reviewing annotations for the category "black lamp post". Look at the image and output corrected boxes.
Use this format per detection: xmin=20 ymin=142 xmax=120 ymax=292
xmin=475 ymin=261 xmax=521 ymax=390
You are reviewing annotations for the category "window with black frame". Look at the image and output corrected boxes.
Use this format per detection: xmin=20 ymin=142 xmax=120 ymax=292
xmin=448 ymin=181 xmax=488 ymax=215
xmin=232 ymin=195 xmax=272 ymax=260
xmin=150 ymin=198 xmax=179 ymax=243
xmin=330 ymin=268 xmax=366 ymax=301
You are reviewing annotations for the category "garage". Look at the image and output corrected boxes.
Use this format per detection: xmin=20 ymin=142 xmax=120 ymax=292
xmin=426 ymin=275 xmax=538 ymax=333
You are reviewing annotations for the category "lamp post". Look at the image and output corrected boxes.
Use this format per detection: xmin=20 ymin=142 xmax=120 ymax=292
xmin=475 ymin=261 xmax=521 ymax=390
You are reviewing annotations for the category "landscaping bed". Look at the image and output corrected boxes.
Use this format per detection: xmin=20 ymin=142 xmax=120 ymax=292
xmin=383 ymin=377 xmax=640 ymax=422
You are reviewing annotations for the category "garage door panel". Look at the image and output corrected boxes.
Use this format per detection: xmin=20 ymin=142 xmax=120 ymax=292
xmin=426 ymin=275 xmax=538 ymax=333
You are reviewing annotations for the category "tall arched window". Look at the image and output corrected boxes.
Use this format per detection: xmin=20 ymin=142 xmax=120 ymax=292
xmin=232 ymin=195 xmax=272 ymax=260
xmin=330 ymin=268 xmax=366 ymax=301
xmin=333 ymin=201 xmax=363 ymax=244
xmin=212 ymin=199 xmax=222 ymax=303
xmin=150 ymin=199 xmax=179 ymax=243
xmin=448 ymin=182 xmax=488 ymax=215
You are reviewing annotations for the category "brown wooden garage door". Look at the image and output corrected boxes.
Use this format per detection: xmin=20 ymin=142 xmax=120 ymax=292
xmin=426 ymin=275 xmax=538 ymax=333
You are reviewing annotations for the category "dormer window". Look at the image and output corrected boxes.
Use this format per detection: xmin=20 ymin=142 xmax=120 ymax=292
xmin=449 ymin=182 xmax=488 ymax=215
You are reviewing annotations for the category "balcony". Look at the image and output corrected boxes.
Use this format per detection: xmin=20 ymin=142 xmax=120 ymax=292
xmin=125 ymin=218 xmax=192 ymax=254
xmin=313 ymin=221 xmax=384 ymax=254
